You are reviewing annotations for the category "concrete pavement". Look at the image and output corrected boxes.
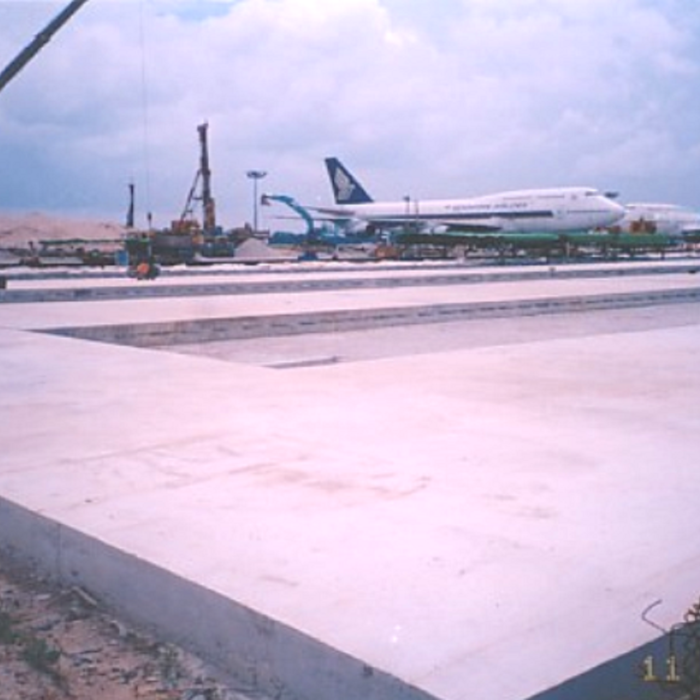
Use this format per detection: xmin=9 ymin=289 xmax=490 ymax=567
xmin=0 ymin=261 xmax=699 ymax=700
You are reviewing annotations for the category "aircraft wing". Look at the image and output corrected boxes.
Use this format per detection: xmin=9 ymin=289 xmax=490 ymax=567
xmin=265 ymin=196 xmax=506 ymax=233
xmin=308 ymin=205 xmax=354 ymax=218
xmin=308 ymin=208 xmax=506 ymax=233
xmin=368 ymin=218 xmax=505 ymax=233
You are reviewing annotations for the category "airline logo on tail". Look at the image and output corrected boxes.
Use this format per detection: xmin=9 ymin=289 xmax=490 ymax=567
xmin=334 ymin=168 xmax=357 ymax=204
xmin=325 ymin=157 xmax=373 ymax=205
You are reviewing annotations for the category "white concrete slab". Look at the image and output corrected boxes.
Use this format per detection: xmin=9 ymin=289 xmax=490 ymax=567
xmin=1 ymin=272 xmax=699 ymax=331
xmin=1 ymin=268 xmax=699 ymax=700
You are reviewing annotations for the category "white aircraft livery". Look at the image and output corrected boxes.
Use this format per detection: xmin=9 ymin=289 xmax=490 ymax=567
xmin=613 ymin=203 xmax=700 ymax=238
xmin=321 ymin=157 xmax=625 ymax=234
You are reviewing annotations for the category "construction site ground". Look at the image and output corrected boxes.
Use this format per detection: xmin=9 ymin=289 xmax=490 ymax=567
xmin=0 ymin=552 xmax=256 ymax=700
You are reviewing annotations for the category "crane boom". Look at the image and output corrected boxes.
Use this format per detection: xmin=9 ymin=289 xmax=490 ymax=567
xmin=0 ymin=0 xmax=91 ymax=95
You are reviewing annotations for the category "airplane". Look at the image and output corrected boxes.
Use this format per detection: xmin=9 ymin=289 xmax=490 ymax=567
xmin=318 ymin=157 xmax=625 ymax=235
xmin=611 ymin=203 xmax=700 ymax=240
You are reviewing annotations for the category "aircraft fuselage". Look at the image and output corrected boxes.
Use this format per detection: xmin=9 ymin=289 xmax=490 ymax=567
xmin=320 ymin=188 xmax=624 ymax=234
xmin=613 ymin=203 xmax=700 ymax=238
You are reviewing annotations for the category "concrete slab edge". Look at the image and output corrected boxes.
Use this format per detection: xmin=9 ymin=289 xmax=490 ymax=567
xmin=42 ymin=287 xmax=700 ymax=348
xmin=0 ymin=496 xmax=437 ymax=700
xmin=524 ymin=634 xmax=686 ymax=700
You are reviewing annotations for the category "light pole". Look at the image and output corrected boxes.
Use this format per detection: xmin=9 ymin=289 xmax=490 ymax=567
xmin=246 ymin=170 xmax=267 ymax=232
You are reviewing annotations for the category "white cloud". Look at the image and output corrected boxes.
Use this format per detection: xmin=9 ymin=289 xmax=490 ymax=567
xmin=0 ymin=0 xmax=698 ymax=226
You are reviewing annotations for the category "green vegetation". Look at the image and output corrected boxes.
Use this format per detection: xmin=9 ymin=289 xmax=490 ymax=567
xmin=0 ymin=608 xmax=64 ymax=686
xmin=0 ymin=609 xmax=17 ymax=644
xmin=22 ymin=636 xmax=61 ymax=674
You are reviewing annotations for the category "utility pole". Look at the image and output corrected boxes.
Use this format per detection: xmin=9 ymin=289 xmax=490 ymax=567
xmin=0 ymin=0 xmax=91 ymax=95
xmin=126 ymin=182 xmax=135 ymax=229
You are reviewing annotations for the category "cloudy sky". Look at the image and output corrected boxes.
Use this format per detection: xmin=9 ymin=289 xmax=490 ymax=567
xmin=0 ymin=0 xmax=698 ymax=230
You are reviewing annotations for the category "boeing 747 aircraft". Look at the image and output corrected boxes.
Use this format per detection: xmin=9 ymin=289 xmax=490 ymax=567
xmin=612 ymin=203 xmax=700 ymax=239
xmin=320 ymin=158 xmax=624 ymax=235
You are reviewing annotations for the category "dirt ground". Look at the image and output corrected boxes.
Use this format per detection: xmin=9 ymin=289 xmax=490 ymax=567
xmin=0 ymin=554 xmax=254 ymax=700
xmin=0 ymin=212 xmax=126 ymax=249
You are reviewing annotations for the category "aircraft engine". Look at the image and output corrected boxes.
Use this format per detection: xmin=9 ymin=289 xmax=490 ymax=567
xmin=339 ymin=219 xmax=373 ymax=235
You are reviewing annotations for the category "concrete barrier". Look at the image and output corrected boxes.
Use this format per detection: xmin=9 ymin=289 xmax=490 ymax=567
xmin=0 ymin=494 xmax=683 ymax=700
xmin=0 ymin=496 xmax=436 ymax=700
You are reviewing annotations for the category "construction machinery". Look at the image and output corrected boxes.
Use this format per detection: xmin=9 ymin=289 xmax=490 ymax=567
xmin=126 ymin=122 xmax=242 ymax=266
xmin=174 ymin=122 xmax=217 ymax=236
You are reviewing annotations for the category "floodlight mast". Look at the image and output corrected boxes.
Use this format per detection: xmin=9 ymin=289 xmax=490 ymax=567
xmin=0 ymin=0 xmax=91 ymax=95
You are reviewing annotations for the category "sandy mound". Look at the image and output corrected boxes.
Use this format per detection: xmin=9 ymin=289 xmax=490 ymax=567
xmin=0 ymin=212 xmax=127 ymax=249
xmin=233 ymin=236 xmax=295 ymax=260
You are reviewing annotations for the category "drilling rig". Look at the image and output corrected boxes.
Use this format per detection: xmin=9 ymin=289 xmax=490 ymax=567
xmin=174 ymin=122 xmax=218 ymax=236
xmin=127 ymin=122 xmax=236 ymax=265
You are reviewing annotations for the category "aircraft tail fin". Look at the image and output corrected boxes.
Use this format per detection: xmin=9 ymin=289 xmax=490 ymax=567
xmin=324 ymin=157 xmax=373 ymax=205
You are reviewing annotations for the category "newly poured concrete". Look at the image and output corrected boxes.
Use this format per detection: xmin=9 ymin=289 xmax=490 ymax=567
xmin=1 ymin=262 xmax=699 ymax=700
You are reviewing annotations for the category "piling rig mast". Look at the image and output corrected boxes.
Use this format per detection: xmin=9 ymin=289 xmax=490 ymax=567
xmin=176 ymin=122 xmax=217 ymax=235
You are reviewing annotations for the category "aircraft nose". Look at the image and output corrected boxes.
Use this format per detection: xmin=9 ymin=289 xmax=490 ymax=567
xmin=606 ymin=197 xmax=626 ymax=223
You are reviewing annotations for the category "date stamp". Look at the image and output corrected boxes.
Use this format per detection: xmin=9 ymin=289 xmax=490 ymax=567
xmin=639 ymin=597 xmax=700 ymax=697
